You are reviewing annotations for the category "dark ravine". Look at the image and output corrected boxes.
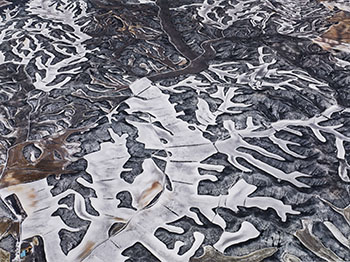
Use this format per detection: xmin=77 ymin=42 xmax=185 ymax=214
xmin=149 ymin=39 xmax=219 ymax=81
xmin=156 ymin=0 xmax=199 ymax=61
